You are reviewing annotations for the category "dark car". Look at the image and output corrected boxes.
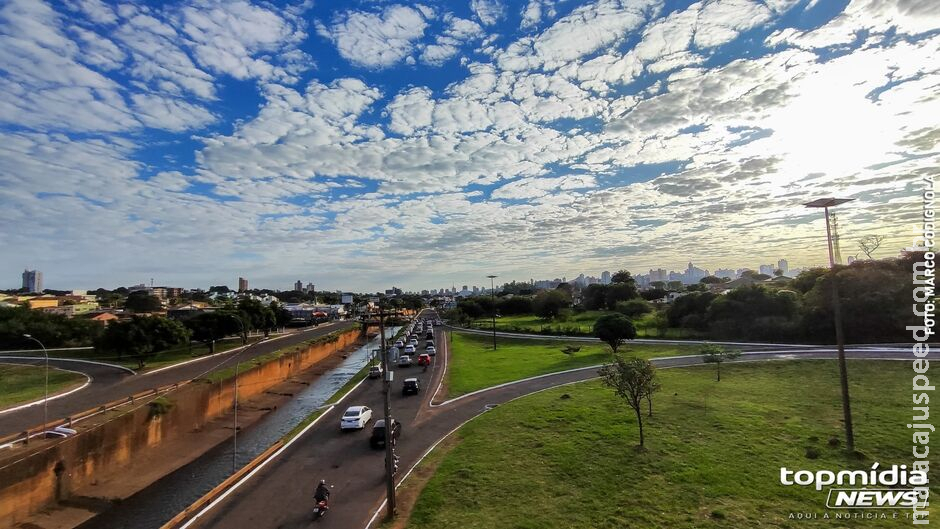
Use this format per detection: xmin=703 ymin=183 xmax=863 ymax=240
xmin=370 ymin=419 xmax=401 ymax=449
xmin=402 ymin=377 xmax=420 ymax=396
xmin=368 ymin=365 xmax=383 ymax=379
xmin=425 ymin=332 xmax=433 ymax=340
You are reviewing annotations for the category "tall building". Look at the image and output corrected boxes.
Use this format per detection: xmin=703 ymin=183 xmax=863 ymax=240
xmin=22 ymin=269 xmax=42 ymax=293
xmin=305 ymin=282 xmax=315 ymax=293
xmin=777 ymin=259 xmax=789 ymax=275
xmin=238 ymin=277 xmax=248 ymax=292
xmin=759 ymin=264 xmax=775 ymax=276
xmin=601 ymin=271 xmax=611 ymax=284
xmin=294 ymin=280 xmax=303 ymax=291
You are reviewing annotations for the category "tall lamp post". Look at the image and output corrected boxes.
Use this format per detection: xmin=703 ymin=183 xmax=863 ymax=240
xmin=376 ymin=306 xmax=396 ymax=520
xmin=805 ymin=197 xmax=856 ymax=451
xmin=486 ymin=275 xmax=498 ymax=350
xmin=22 ymin=334 xmax=49 ymax=437
xmin=227 ymin=314 xmax=253 ymax=472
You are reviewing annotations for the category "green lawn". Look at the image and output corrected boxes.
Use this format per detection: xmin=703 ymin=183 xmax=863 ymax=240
xmin=408 ymin=360 xmax=933 ymax=528
xmin=0 ymin=363 xmax=87 ymax=409
xmin=445 ymin=332 xmax=699 ymax=397
xmin=469 ymin=310 xmax=701 ymax=339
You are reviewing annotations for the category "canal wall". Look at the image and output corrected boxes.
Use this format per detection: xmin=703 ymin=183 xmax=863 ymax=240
xmin=0 ymin=327 xmax=364 ymax=528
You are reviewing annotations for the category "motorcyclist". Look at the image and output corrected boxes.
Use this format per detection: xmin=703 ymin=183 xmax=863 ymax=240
xmin=314 ymin=479 xmax=331 ymax=503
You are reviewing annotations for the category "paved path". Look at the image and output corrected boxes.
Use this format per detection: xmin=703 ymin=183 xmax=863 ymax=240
xmin=181 ymin=314 xmax=910 ymax=529
xmin=0 ymin=321 xmax=357 ymax=436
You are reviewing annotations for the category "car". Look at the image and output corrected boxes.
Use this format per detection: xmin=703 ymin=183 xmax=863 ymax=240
xmin=340 ymin=406 xmax=372 ymax=430
xmin=425 ymin=331 xmax=433 ymax=339
xmin=398 ymin=355 xmax=412 ymax=367
xmin=370 ymin=418 xmax=401 ymax=449
xmin=394 ymin=340 xmax=404 ymax=348
xmin=404 ymin=344 xmax=416 ymax=354
xmin=435 ymin=319 xmax=442 ymax=325
xmin=409 ymin=338 xmax=418 ymax=346
xmin=426 ymin=345 xmax=436 ymax=356
xmin=417 ymin=353 xmax=431 ymax=366
xmin=402 ymin=377 xmax=420 ymax=396
xmin=368 ymin=365 xmax=383 ymax=379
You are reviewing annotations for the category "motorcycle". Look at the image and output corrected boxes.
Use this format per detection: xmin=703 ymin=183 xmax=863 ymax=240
xmin=312 ymin=498 xmax=329 ymax=521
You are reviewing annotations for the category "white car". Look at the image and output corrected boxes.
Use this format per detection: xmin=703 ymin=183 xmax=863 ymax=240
xmin=426 ymin=345 xmax=436 ymax=356
xmin=341 ymin=406 xmax=373 ymax=430
xmin=409 ymin=338 xmax=418 ymax=346
xmin=395 ymin=340 xmax=404 ymax=348
xmin=404 ymin=344 xmax=416 ymax=354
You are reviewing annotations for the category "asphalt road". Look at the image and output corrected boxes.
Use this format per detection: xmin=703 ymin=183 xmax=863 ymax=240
xmin=182 ymin=314 xmax=910 ymax=529
xmin=0 ymin=321 xmax=357 ymax=436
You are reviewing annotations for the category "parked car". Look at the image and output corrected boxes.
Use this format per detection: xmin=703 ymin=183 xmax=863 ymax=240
xmin=404 ymin=344 xmax=416 ymax=354
xmin=417 ymin=353 xmax=431 ymax=366
xmin=340 ymin=406 xmax=372 ymax=430
xmin=398 ymin=355 xmax=413 ymax=367
xmin=370 ymin=418 xmax=401 ymax=449
xmin=426 ymin=345 xmax=436 ymax=356
xmin=402 ymin=377 xmax=420 ymax=396
xmin=394 ymin=340 xmax=404 ymax=348
xmin=368 ymin=365 xmax=384 ymax=379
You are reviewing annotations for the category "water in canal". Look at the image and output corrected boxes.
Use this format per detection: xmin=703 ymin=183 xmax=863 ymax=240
xmin=77 ymin=327 xmax=400 ymax=529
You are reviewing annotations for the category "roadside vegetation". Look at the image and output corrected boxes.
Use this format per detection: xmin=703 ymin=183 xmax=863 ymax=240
xmin=446 ymin=253 xmax=924 ymax=344
xmin=407 ymin=361 xmax=929 ymax=528
xmin=0 ymin=363 xmax=87 ymax=409
xmin=445 ymin=332 xmax=698 ymax=397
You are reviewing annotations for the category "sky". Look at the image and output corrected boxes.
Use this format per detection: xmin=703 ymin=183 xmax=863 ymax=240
xmin=0 ymin=0 xmax=938 ymax=293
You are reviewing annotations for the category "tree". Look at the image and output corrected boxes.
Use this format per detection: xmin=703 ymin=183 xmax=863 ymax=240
xmin=96 ymin=316 xmax=190 ymax=369
xmin=497 ymin=296 xmax=533 ymax=315
xmin=533 ymin=290 xmax=570 ymax=319
xmin=124 ymin=291 xmax=162 ymax=313
xmin=666 ymin=280 xmax=683 ymax=291
xmin=857 ymin=234 xmax=886 ymax=260
xmin=581 ymin=284 xmax=608 ymax=310
xmin=184 ymin=312 xmax=241 ymax=354
xmin=700 ymin=344 xmax=741 ymax=381
xmin=640 ymin=288 xmax=667 ymax=301
xmin=700 ymin=276 xmax=723 ymax=284
xmin=598 ymin=356 xmax=659 ymax=447
xmin=593 ymin=313 xmax=637 ymax=354
xmin=649 ymin=281 xmax=666 ymax=290
xmin=615 ymin=299 xmax=652 ymax=318
xmin=611 ymin=270 xmax=635 ymax=285
xmin=605 ymin=282 xmax=639 ymax=309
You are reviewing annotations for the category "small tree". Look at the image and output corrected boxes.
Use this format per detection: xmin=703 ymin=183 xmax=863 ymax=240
xmin=599 ymin=356 xmax=659 ymax=447
xmin=857 ymin=234 xmax=885 ymax=260
xmin=124 ymin=291 xmax=162 ymax=313
xmin=593 ymin=313 xmax=637 ymax=355
xmin=533 ymin=290 xmax=570 ymax=320
xmin=185 ymin=312 xmax=241 ymax=354
xmin=700 ymin=344 xmax=741 ymax=381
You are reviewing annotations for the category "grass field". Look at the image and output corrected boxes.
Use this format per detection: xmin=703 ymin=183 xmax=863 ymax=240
xmin=39 ymin=336 xmax=263 ymax=371
xmin=0 ymin=363 xmax=87 ymax=409
xmin=408 ymin=360 xmax=932 ymax=528
xmin=445 ymin=332 xmax=700 ymax=397
xmin=469 ymin=310 xmax=700 ymax=339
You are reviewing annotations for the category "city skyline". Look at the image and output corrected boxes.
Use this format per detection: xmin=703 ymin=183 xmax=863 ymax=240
xmin=1 ymin=0 xmax=933 ymax=291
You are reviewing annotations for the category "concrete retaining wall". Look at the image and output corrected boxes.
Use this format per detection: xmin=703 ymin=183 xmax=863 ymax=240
xmin=0 ymin=328 xmax=362 ymax=528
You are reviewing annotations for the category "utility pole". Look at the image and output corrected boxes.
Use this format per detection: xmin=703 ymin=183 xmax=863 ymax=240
xmin=805 ymin=198 xmax=855 ymax=452
xmin=487 ymin=275 xmax=498 ymax=350
xmin=379 ymin=307 xmax=396 ymax=520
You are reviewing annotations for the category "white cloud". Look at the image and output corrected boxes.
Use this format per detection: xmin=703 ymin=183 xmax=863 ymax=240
xmin=318 ymin=5 xmax=428 ymax=69
xmin=419 ymin=15 xmax=482 ymax=66
xmin=131 ymin=93 xmax=216 ymax=131
xmin=492 ymin=174 xmax=598 ymax=199
xmin=471 ymin=0 xmax=506 ymax=26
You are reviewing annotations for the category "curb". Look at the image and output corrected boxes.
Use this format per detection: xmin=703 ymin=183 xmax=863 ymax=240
xmin=0 ymin=365 xmax=92 ymax=415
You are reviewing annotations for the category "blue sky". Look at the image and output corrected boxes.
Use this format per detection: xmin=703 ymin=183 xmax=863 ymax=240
xmin=0 ymin=0 xmax=938 ymax=292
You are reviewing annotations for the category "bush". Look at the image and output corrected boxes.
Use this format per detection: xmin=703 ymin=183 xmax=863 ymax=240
xmin=148 ymin=396 xmax=175 ymax=419
xmin=615 ymin=299 xmax=652 ymax=318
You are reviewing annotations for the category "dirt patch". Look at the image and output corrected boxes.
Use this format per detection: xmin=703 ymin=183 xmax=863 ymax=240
xmin=384 ymin=434 xmax=462 ymax=529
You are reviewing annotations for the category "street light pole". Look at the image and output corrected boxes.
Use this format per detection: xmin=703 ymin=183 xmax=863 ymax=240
xmin=23 ymin=334 xmax=48 ymax=437
xmin=378 ymin=306 xmax=396 ymax=520
xmin=805 ymin=197 xmax=856 ymax=452
xmin=487 ymin=275 xmax=498 ymax=350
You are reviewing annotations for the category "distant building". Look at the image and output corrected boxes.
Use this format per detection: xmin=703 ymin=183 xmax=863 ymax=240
xmin=601 ymin=271 xmax=611 ymax=284
xmin=759 ymin=264 xmax=776 ymax=276
xmin=846 ymin=256 xmax=856 ymax=265
xmin=294 ymin=280 xmax=303 ymax=292
xmin=341 ymin=292 xmax=354 ymax=304
xmin=238 ymin=277 xmax=248 ymax=292
xmin=22 ymin=269 xmax=42 ymax=293
xmin=714 ymin=268 xmax=737 ymax=280
xmin=305 ymin=282 xmax=315 ymax=294
xmin=777 ymin=259 xmax=789 ymax=275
